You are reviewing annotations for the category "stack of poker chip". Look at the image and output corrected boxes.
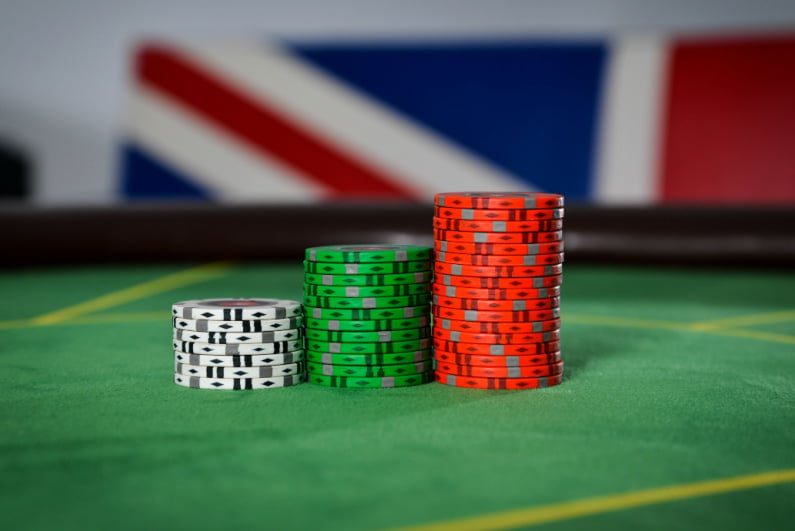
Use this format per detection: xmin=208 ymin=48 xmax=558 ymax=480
xmin=432 ymin=192 xmax=566 ymax=390
xmin=303 ymin=245 xmax=434 ymax=389
xmin=172 ymin=298 xmax=306 ymax=390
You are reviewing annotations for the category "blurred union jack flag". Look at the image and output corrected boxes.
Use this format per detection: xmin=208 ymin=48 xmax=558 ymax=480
xmin=121 ymin=34 xmax=795 ymax=204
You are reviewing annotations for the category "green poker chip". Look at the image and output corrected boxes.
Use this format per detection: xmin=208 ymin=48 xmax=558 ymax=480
xmin=303 ymin=283 xmax=429 ymax=297
xmin=305 ymin=245 xmax=432 ymax=263
xmin=305 ymin=350 xmax=432 ymax=365
xmin=304 ymin=316 xmax=430 ymax=331
xmin=305 ymin=327 xmax=430 ymax=343
xmin=306 ymin=338 xmax=432 ymax=354
xmin=308 ymin=372 xmax=434 ymax=388
xmin=304 ymin=294 xmax=431 ymax=309
xmin=306 ymin=360 xmax=433 ymax=377
xmin=303 ymin=261 xmax=432 ymax=275
xmin=303 ymin=305 xmax=431 ymax=321
xmin=304 ymin=271 xmax=432 ymax=286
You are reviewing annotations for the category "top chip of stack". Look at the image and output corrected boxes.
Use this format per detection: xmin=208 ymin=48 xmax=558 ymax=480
xmin=172 ymin=298 xmax=306 ymax=390
xmin=431 ymin=192 xmax=566 ymax=390
xmin=303 ymin=245 xmax=434 ymax=389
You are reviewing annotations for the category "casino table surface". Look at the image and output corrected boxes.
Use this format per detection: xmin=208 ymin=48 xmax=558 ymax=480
xmin=1 ymin=262 xmax=793 ymax=531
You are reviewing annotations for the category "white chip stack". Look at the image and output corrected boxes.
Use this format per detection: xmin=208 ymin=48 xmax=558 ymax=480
xmin=171 ymin=298 xmax=305 ymax=390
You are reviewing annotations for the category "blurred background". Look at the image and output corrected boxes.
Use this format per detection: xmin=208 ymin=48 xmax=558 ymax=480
xmin=1 ymin=0 xmax=794 ymax=264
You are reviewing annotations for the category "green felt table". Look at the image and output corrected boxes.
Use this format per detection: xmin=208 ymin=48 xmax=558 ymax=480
xmin=1 ymin=262 xmax=793 ymax=531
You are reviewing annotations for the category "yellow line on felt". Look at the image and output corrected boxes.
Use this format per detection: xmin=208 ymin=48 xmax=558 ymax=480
xmin=688 ymin=309 xmax=795 ymax=330
xmin=385 ymin=468 xmax=795 ymax=531
xmin=66 ymin=311 xmax=168 ymax=325
xmin=562 ymin=313 xmax=795 ymax=345
xmin=562 ymin=313 xmax=688 ymax=332
xmin=28 ymin=261 xmax=233 ymax=326
xmin=699 ymin=327 xmax=795 ymax=345
xmin=0 ymin=311 xmax=169 ymax=331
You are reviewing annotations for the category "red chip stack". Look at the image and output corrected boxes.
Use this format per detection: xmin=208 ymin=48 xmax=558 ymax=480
xmin=431 ymin=192 xmax=566 ymax=390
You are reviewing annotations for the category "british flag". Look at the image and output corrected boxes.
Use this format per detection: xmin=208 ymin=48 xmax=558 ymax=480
xmin=121 ymin=33 xmax=795 ymax=204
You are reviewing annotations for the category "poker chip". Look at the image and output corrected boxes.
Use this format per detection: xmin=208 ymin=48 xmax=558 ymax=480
xmin=303 ymin=293 xmax=431 ymax=308
xmin=174 ymin=373 xmax=305 ymax=390
xmin=432 ymin=217 xmax=563 ymax=232
xmin=174 ymin=328 xmax=303 ymax=344
xmin=305 ymin=350 xmax=432 ymax=366
xmin=435 ymin=242 xmax=565 ymax=255
xmin=432 ymin=296 xmax=560 ymax=312
xmin=306 ymin=360 xmax=432 ymax=377
xmin=435 ymin=274 xmax=562 ymax=288
xmin=308 ymin=372 xmax=434 ymax=388
xmin=434 ymin=351 xmax=562 ymax=367
xmin=174 ymin=350 xmax=305 ymax=367
xmin=431 ymin=284 xmax=561 ymax=300
xmin=171 ymin=297 xmax=305 ymax=390
xmin=304 ymin=244 xmax=433 ymax=388
xmin=173 ymin=339 xmax=302 ymax=355
xmin=432 ymin=192 xmax=566 ymax=390
xmin=175 ymin=361 xmax=304 ymax=378
xmin=434 ymin=228 xmax=562 ymax=244
xmin=305 ymin=244 xmax=432 ymax=263
xmin=435 ymin=249 xmax=564 ymax=265
xmin=303 ymin=305 xmax=430 ymax=320
xmin=435 ymin=360 xmax=564 ymax=378
xmin=306 ymin=338 xmax=432 ymax=354
xmin=303 ymin=260 xmax=432 ymax=275
xmin=435 ymin=314 xmax=560 ymax=332
xmin=304 ymin=271 xmax=432 ymax=286
xmin=305 ymin=327 xmax=431 ymax=343
xmin=303 ymin=282 xmax=430 ymax=297
xmin=305 ymin=316 xmax=430 ymax=331
xmin=434 ymin=262 xmax=564 ymax=277
xmin=435 ymin=371 xmax=563 ymax=390
xmin=433 ymin=206 xmax=564 ymax=221
xmin=172 ymin=315 xmax=304 ymax=332
xmin=433 ymin=328 xmax=561 ymax=344
xmin=433 ymin=339 xmax=560 ymax=355
xmin=435 ymin=192 xmax=565 ymax=209
xmin=172 ymin=298 xmax=302 ymax=320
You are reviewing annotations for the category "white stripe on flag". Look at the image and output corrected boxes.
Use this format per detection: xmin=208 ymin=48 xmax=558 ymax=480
xmin=126 ymin=85 xmax=329 ymax=202
xmin=177 ymin=40 xmax=528 ymax=198
xmin=595 ymin=35 xmax=668 ymax=203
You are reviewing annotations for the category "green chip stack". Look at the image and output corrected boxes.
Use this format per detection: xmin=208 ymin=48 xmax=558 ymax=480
xmin=303 ymin=245 xmax=434 ymax=388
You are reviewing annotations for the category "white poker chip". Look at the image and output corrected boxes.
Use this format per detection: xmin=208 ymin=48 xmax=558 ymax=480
xmin=172 ymin=299 xmax=302 ymax=320
xmin=174 ymin=328 xmax=302 ymax=344
xmin=173 ymin=340 xmax=302 ymax=355
xmin=175 ymin=361 xmax=304 ymax=379
xmin=172 ymin=315 xmax=304 ymax=332
xmin=173 ymin=373 xmax=305 ymax=390
xmin=174 ymin=350 xmax=305 ymax=367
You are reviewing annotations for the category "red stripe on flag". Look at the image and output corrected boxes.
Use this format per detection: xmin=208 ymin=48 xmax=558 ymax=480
xmin=660 ymin=34 xmax=795 ymax=204
xmin=136 ymin=43 xmax=417 ymax=199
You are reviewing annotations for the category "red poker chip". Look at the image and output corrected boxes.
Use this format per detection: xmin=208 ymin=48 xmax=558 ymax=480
xmin=435 ymin=250 xmax=564 ymax=268
xmin=433 ymin=339 xmax=560 ymax=355
xmin=433 ymin=327 xmax=560 ymax=344
xmin=435 ymin=360 xmax=564 ymax=378
xmin=435 ymin=370 xmax=564 ymax=389
xmin=434 ymin=350 xmax=563 ymax=367
xmin=435 ymin=242 xmax=564 ymax=256
xmin=435 ymin=229 xmax=562 ymax=244
xmin=434 ymin=273 xmax=562 ymax=289
xmin=433 ymin=206 xmax=564 ymax=221
xmin=432 ymin=217 xmax=563 ymax=232
xmin=435 ymin=314 xmax=561 ymax=333
xmin=432 ymin=283 xmax=561 ymax=300
xmin=432 ymin=296 xmax=560 ymax=313
xmin=434 ymin=262 xmax=564 ymax=278
xmin=435 ymin=192 xmax=564 ymax=209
